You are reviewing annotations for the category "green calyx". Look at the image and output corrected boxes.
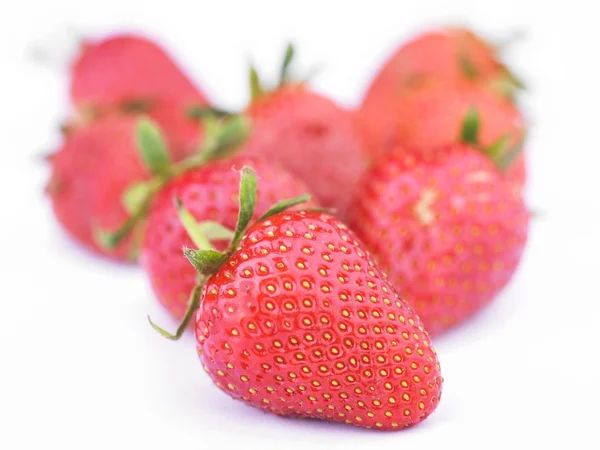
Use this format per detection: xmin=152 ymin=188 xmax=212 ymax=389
xmin=93 ymin=113 xmax=251 ymax=253
xmin=249 ymin=42 xmax=298 ymax=102
xmin=149 ymin=165 xmax=311 ymax=340
xmin=459 ymin=107 xmax=526 ymax=171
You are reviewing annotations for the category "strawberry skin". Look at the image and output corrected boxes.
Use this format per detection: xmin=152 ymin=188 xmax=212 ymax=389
xmin=244 ymin=85 xmax=368 ymax=217
xmin=48 ymin=107 xmax=201 ymax=261
xmin=361 ymin=27 xmax=503 ymax=106
xmin=70 ymin=34 xmax=209 ymax=114
xmin=348 ymin=144 xmax=529 ymax=335
xmin=358 ymin=79 xmax=526 ymax=187
xmin=140 ymin=156 xmax=318 ymax=320
xmin=195 ymin=211 xmax=443 ymax=430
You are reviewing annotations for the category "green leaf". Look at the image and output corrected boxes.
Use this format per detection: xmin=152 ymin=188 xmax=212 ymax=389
xmin=93 ymin=216 xmax=139 ymax=250
xmin=498 ymin=133 xmax=527 ymax=171
xmin=206 ymin=115 xmax=251 ymax=162
xmin=183 ymin=248 xmax=225 ymax=275
xmin=485 ymin=135 xmax=510 ymax=165
xmin=230 ymin=166 xmax=258 ymax=249
xmin=122 ymin=182 xmax=151 ymax=215
xmin=197 ymin=221 xmax=235 ymax=242
xmin=249 ymin=65 xmax=263 ymax=101
xmin=257 ymin=194 xmax=311 ymax=223
xmin=174 ymin=197 xmax=216 ymax=251
xmin=148 ymin=281 xmax=205 ymax=340
xmin=186 ymin=106 xmax=232 ymax=119
xmin=122 ymin=99 xmax=152 ymax=113
xmin=136 ymin=117 xmax=171 ymax=176
xmin=460 ymin=107 xmax=480 ymax=145
xmin=279 ymin=42 xmax=295 ymax=86
xmin=459 ymin=52 xmax=478 ymax=80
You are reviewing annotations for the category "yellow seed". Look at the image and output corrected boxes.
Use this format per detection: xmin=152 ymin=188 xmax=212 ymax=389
xmin=249 ymin=388 xmax=257 ymax=394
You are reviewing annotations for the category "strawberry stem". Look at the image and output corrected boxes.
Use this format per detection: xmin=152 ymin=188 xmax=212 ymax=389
xmin=148 ymin=280 xmax=206 ymax=340
xmin=460 ymin=107 xmax=480 ymax=145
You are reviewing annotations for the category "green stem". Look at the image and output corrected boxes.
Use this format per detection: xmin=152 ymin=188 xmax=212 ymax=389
xmin=148 ymin=279 xmax=206 ymax=340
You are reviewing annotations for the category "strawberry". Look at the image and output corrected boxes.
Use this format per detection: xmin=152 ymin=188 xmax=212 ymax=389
xmin=151 ymin=168 xmax=443 ymax=430
xmin=47 ymin=107 xmax=201 ymax=262
xmin=141 ymin=156 xmax=318 ymax=320
xmin=225 ymin=44 xmax=368 ymax=217
xmin=347 ymin=144 xmax=529 ymax=335
xmin=70 ymin=33 xmax=209 ymax=117
xmin=360 ymin=27 xmax=522 ymax=111
xmin=358 ymin=78 xmax=527 ymax=187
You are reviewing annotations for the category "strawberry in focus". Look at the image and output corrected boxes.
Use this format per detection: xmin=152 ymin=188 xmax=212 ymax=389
xmin=348 ymin=144 xmax=529 ymax=335
xmin=151 ymin=168 xmax=443 ymax=430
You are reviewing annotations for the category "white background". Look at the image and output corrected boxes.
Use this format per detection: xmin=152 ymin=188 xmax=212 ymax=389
xmin=1 ymin=1 xmax=599 ymax=448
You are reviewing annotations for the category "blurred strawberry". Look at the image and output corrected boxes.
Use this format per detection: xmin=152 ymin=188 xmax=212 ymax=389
xmin=358 ymin=78 xmax=527 ymax=187
xmin=47 ymin=108 xmax=201 ymax=262
xmin=70 ymin=33 xmax=209 ymax=117
xmin=228 ymin=44 xmax=368 ymax=217
xmin=141 ymin=156 xmax=318 ymax=320
xmin=360 ymin=27 xmax=523 ymax=109
xmin=348 ymin=144 xmax=529 ymax=335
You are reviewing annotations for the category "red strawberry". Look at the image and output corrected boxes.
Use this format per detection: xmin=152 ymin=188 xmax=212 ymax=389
xmin=150 ymin=168 xmax=443 ymax=430
xmin=47 ymin=107 xmax=201 ymax=261
xmin=347 ymin=144 xmax=529 ymax=335
xmin=70 ymin=33 xmax=209 ymax=116
xmin=141 ymin=156 xmax=318 ymax=320
xmin=360 ymin=27 xmax=521 ymax=111
xmin=358 ymin=78 xmax=527 ymax=187
xmin=233 ymin=45 xmax=368 ymax=217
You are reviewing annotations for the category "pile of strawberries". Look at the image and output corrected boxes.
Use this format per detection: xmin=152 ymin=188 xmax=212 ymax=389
xmin=46 ymin=27 xmax=529 ymax=430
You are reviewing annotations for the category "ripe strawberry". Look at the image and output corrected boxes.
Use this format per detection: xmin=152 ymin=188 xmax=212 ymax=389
xmin=47 ymin=107 xmax=201 ymax=261
xmin=141 ymin=156 xmax=318 ymax=320
xmin=347 ymin=144 xmax=529 ymax=335
xmin=358 ymin=78 xmax=527 ymax=187
xmin=236 ymin=44 xmax=368 ymax=217
xmin=360 ymin=27 xmax=521 ymax=111
xmin=70 ymin=33 xmax=209 ymax=116
xmin=151 ymin=168 xmax=443 ymax=430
